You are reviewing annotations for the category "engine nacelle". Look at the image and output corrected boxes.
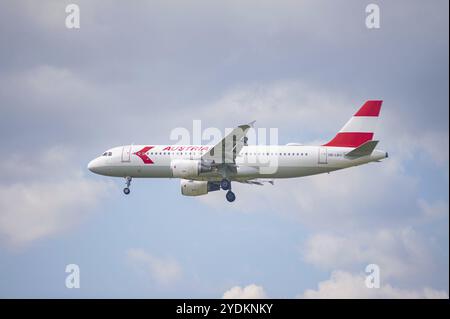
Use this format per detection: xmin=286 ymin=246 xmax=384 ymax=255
xmin=171 ymin=159 xmax=214 ymax=178
xmin=180 ymin=179 xmax=220 ymax=196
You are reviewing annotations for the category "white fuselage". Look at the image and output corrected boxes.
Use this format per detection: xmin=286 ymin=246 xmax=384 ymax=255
xmin=87 ymin=144 xmax=388 ymax=181
xmin=87 ymin=101 xmax=386 ymax=201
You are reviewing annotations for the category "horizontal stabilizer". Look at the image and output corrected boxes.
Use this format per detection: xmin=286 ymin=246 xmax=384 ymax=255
xmin=345 ymin=140 xmax=379 ymax=158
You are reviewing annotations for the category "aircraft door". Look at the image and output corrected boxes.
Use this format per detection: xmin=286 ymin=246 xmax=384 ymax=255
xmin=121 ymin=145 xmax=132 ymax=162
xmin=318 ymin=147 xmax=328 ymax=164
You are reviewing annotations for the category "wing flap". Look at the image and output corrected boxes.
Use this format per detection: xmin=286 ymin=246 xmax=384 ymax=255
xmin=237 ymin=179 xmax=274 ymax=186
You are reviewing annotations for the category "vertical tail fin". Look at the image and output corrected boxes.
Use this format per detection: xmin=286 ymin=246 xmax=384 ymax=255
xmin=324 ymin=100 xmax=382 ymax=147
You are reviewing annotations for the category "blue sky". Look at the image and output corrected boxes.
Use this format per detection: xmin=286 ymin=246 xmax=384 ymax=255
xmin=0 ymin=0 xmax=448 ymax=298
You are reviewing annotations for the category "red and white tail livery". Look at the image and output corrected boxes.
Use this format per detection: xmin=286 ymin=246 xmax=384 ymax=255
xmin=88 ymin=100 xmax=388 ymax=202
xmin=324 ymin=100 xmax=382 ymax=147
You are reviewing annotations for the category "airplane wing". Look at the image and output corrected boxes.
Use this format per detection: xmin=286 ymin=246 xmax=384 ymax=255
xmin=201 ymin=121 xmax=255 ymax=165
xmin=236 ymin=179 xmax=274 ymax=186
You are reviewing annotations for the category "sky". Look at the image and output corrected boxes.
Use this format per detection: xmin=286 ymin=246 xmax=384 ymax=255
xmin=0 ymin=0 xmax=448 ymax=298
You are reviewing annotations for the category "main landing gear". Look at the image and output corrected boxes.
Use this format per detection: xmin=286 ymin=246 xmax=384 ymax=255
xmin=220 ymin=178 xmax=231 ymax=190
xmin=226 ymin=190 xmax=236 ymax=202
xmin=221 ymin=178 xmax=235 ymax=202
xmin=123 ymin=176 xmax=132 ymax=195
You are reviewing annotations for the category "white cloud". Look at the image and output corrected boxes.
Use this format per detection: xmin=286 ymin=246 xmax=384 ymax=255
xmin=222 ymin=275 xmax=449 ymax=299
xmin=0 ymin=147 xmax=111 ymax=248
xmin=302 ymin=233 xmax=363 ymax=270
xmin=3 ymin=65 xmax=103 ymax=112
xmin=127 ymin=248 xmax=182 ymax=285
xmin=379 ymin=111 xmax=450 ymax=168
xmin=302 ymin=228 xmax=437 ymax=281
xmin=222 ymin=284 xmax=268 ymax=299
xmin=0 ymin=178 xmax=109 ymax=247
xmin=195 ymin=81 xmax=352 ymax=139
xmin=299 ymin=271 xmax=448 ymax=299
xmin=418 ymin=198 xmax=449 ymax=219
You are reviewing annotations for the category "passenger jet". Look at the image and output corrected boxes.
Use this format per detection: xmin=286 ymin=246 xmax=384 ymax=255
xmin=88 ymin=100 xmax=387 ymax=202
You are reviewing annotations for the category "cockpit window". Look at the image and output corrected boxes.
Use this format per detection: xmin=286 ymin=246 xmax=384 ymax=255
xmin=108 ymin=152 xmax=112 ymax=156
xmin=102 ymin=152 xmax=108 ymax=156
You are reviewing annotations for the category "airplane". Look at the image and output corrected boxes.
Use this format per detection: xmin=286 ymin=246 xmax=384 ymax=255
xmin=88 ymin=100 xmax=387 ymax=202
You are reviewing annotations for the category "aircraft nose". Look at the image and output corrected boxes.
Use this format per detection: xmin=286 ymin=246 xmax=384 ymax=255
xmin=88 ymin=158 xmax=99 ymax=173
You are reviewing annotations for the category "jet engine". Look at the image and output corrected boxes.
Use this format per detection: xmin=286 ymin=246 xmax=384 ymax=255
xmin=180 ymin=179 xmax=220 ymax=196
xmin=171 ymin=159 xmax=214 ymax=178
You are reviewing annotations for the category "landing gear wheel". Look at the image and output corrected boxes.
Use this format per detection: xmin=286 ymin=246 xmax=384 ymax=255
xmin=226 ymin=191 xmax=236 ymax=202
xmin=220 ymin=178 xmax=231 ymax=190
xmin=123 ymin=176 xmax=132 ymax=195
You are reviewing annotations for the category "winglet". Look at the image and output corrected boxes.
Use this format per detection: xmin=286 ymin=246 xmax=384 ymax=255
xmin=345 ymin=140 xmax=379 ymax=158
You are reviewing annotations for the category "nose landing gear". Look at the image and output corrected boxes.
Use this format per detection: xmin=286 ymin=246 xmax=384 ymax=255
xmin=123 ymin=176 xmax=132 ymax=195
